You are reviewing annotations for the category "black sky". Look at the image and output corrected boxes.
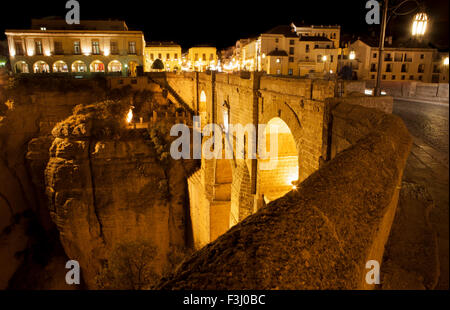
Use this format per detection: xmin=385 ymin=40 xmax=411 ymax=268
xmin=0 ymin=0 xmax=448 ymax=49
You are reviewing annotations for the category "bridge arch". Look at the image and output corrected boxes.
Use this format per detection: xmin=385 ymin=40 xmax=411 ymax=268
xmin=259 ymin=101 xmax=302 ymax=203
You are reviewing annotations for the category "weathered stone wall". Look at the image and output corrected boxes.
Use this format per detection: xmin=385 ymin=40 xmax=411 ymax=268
xmin=157 ymin=103 xmax=412 ymax=290
xmin=328 ymin=95 xmax=394 ymax=115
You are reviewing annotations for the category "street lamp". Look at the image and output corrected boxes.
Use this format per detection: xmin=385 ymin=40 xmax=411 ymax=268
xmin=349 ymin=51 xmax=356 ymax=60
xmin=374 ymin=0 xmax=428 ymax=96
xmin=412 ymin=12 xmax=428 ymax=36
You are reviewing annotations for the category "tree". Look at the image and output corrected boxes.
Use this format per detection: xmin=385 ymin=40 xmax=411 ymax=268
xmin=96 ymin=241 xmax=159 ymax=290
xmin=151 ymin=59 xmax=165 ymax=71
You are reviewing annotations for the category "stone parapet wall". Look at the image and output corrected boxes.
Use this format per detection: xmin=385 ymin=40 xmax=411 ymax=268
xmin=157 ymin=103 xmax=412 ymax=289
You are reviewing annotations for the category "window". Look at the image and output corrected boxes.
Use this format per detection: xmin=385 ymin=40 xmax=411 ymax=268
xmin=166 ymin=53 xmax=170 ymax=60
xmin=409 ymin=75 xmax=414 ymax=80
xmin=158 ymin=53 xmax=162 ymax=59
xmin=370 ymin=63 xmax=377 ymax=72
xmin=289 ymin=40 xmax=295 ymax=45
xmin=418 ymin=64 xmax=425 ymax=73
xmin=275 ymin=38 xmax=279 ymax=43
xmin=382 ymin=75 xmax=386 ymax=80
xmin=317 ymin=55 xmax=322 ymax=62
xmin=174 ymin=53 xmax=178 ymax=60
xmin=35 ymin=40 xmax=43 ymax=55
xmin=128 ymin=41 xmax=136 ymax=54
xmin=210 ymin=53 xmax=214 ymax=60
xmin=384 ymin=53 xmax=392 ymax=61
xmin=420 ymin=54 xmax=424 ymax=59
xmin=289 ymin=47 xmax=294 ymax=55
xmin=288 ymin=68 xmax=293 ymax=75
xmin=373 ymin=52 xmax=377 ymax=58
xmin=73 ymin=41 xmax=80 ymax=54
xmin=54 ymin=41 xmax=63 ymax=55
xmin=150 ymin=53 xmax=154 ymax=60
xmin=202 ymin=54 xmax=206 ymax=61
xmin=289 ymin=57 xmax=294 ymax=62
xmin=305 ymin=44 xmax=310 ymax=52
xmin=401 ymin=64 xmax=408 ymax=72
xmin=418 ymin=75 xmax=423 ymax=81
xmin=385 ymin=64 xmax=392 ymax=72
xmin=433 ymin=64 xmax=440 ymax=73
xmin=401 ymin=75 xmax=406 ymax=80
xmin=15 ymin=42 xmax=24 ymax=55
xmin=392 ymin=75 xmax=396 ymax=80
xmin=92 ymin=40 xmax=100 ymax=55
xmin=330 ymin=55 xmax=334 ymax=63
xmin=371 ymin=74 xmax=375 ymax=79
xmin=110 ymin=41 xmax=118 ymax=55
xmin=194 ymin=53 xmax=198 ymax=61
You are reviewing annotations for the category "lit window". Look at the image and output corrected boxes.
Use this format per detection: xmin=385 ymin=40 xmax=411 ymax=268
xmin=128 ymin=41 xmax=136 ymax=54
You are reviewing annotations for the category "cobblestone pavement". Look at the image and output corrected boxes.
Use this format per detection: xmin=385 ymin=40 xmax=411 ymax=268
xmin=384 ymin=99 xmax=448 ymax=289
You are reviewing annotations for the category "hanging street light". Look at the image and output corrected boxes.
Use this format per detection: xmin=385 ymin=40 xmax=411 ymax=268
xmin=374 ymin=0 xmax=428 ymax=97
xmin=412 ymin=12 xmax=429 ymax=36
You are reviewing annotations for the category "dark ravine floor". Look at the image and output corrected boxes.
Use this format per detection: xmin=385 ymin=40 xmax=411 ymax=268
xmin=382 ymin=99 xmax=449 ymax=290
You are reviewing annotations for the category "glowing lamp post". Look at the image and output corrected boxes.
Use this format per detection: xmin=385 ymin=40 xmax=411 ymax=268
xmin=374 ymin=0 xmax=428 ymax=96
xmin=349 ymin=51 xmax=356 ymax=60
xmin=412 ymin=12 xmax=428 ymax=36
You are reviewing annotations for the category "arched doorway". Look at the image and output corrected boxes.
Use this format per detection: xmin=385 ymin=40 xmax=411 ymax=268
xmin=90 ymin=60 xmax=105 ymax=72
xmin=108 ymin=60 xmax=122 ymax=73
xmin=259 ymin=117 xmax=299 ymax=203
xmin=53 ymin=60 xmax=68 ymax=73
xmin=14 ymin=61 xmax=29 ymax=73
xmin=33 ymin=61 xmax=49 ymax=73
xmin=71 ymin=60 xmax=87 ymax=73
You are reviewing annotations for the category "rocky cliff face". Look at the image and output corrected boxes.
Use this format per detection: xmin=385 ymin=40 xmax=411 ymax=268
xmin=0 ymin=91 xmax=85 ymax=289
xmin=44 ymin=101 xmax=194 ymax=289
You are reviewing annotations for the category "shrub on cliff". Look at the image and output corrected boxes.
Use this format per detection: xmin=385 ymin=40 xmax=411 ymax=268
xmin=52 ymin=100 xmax=131 ymax=139
xmin=95 ymin=241 xmax=159 ymax=290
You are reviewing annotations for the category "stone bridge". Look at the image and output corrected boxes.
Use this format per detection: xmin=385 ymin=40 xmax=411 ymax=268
xmin=152 ymin=72 xmax=396 ymax=250
xmin=148 ymin=72 xmax=412 ymax=289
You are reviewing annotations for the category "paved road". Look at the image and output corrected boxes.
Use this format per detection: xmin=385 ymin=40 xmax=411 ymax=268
xmin=391 ymin=99 xmax=449 ymax=289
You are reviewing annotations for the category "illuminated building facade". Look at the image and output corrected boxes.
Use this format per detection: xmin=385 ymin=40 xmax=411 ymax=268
xmin=144 ymin=41 xmax=182 ymax=72
xmin=186 ymin=46 xmax=218 ymax=72
xmin=6 ymin=19 xmax=145 ymax=76
xmin=238 ymin=24 xmax=340 ymax=76
xmin=349 ymin=39 xmax=448 ymax=83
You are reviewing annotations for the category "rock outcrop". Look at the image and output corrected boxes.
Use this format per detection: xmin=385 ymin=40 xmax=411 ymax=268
xmin=45 ymin=101 xmax=195 ymax=288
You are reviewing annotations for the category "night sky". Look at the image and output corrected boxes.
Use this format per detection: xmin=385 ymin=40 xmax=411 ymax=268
xmin=0 ymin=0 xmax=448 ymax=50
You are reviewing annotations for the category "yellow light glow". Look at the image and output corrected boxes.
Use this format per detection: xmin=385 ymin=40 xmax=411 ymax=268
xmin=44 ymin=50 xmax=51 ymax=56
xmin=412 ymin=13 xmax=428 ymax=36
xmin=292 ymin=185 xmax=297 ymax=190
xmin=27 ymin=50 xmax=34 ymax=56
xmin=444 ymin=57 xmax=449 ymax=66
xmin=10 ymin=49 xmax=15 ymax=57
xmin=322 ymin=55 xmax=327 ymax=61
xmin=126 ymin=109 xmax=133 ymax=123
xmin=349 ymin=51 xmax=356 ymax=60
xmin=103 ymin=49 xmax=110 ymax=56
